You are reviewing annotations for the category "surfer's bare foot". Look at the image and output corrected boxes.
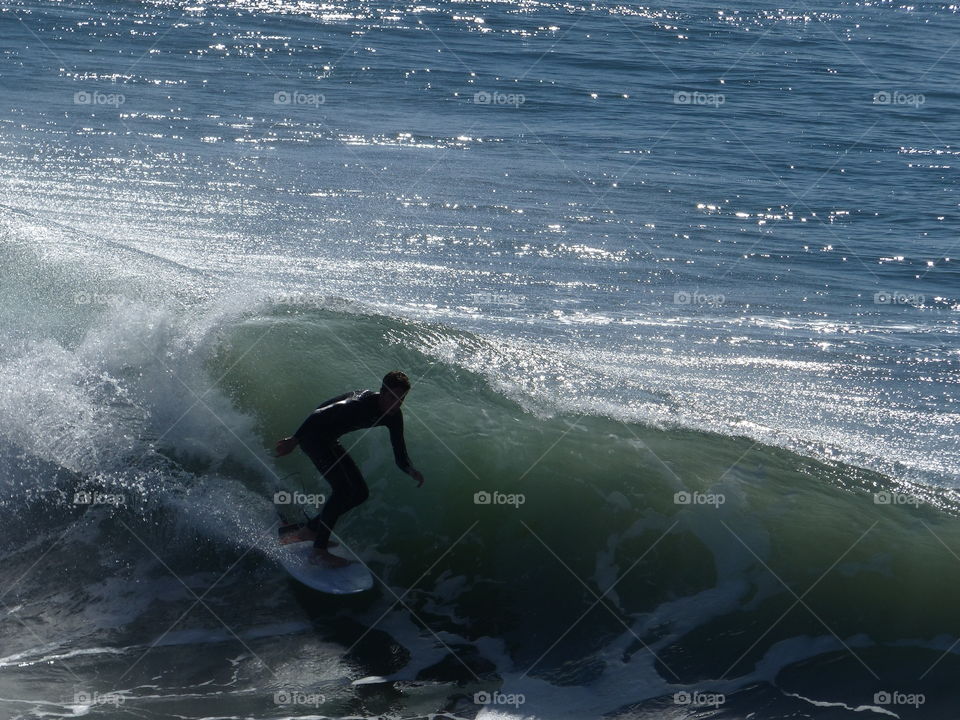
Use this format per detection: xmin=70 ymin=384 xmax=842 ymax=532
xmin=279 ymin=526 xmax=340 ymax=546
xmin=280 ymin=530 xmax=340 ymax=548
xmin=311 ymin=548 xmax=351 ymax=568
xmin=280 ymin=527 xmax=316 ymax=544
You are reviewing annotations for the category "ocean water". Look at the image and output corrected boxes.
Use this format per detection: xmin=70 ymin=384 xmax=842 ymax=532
xmin=0 ymin=0 xmax=958 ymax=717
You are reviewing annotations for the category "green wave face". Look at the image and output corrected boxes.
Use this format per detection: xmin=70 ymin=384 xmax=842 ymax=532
xmin=209 ymin=304 xmax=960 ymax=691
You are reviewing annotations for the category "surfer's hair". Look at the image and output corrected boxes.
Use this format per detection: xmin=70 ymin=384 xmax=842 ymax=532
xmin=381 ymin=370 xmax=411 ymax=395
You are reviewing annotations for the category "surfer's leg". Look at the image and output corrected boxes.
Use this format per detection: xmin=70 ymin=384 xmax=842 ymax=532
xmin=302 ymin=442 xmax=358 ymax=549
xmin=337 ymin=449 xmax=369 ymax=511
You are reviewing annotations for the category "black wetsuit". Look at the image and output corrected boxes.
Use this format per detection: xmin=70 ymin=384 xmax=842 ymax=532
xmin=294 ymin=389 xmax=412 ymax=548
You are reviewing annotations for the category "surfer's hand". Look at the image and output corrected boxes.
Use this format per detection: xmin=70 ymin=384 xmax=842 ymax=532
xmin=411 ymin=469 xmax=424 ymax=488
xmin=275 ymin=437 xmax=298 ymax=457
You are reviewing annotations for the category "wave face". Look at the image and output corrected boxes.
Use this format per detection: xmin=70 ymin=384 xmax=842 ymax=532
xmin=2 ymin=221 xmax=959 ymax=719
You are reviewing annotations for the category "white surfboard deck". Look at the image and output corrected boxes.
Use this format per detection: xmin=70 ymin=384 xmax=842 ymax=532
xmin=278 ymin=540 xmax=374 ymax=594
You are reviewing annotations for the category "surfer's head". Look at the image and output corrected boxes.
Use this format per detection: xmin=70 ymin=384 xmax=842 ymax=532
xmin=379 ymin=370 xmax=410 ymax=412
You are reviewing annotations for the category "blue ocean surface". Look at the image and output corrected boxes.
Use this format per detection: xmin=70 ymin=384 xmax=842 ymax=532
xmin=0 ymin=0 xmax=958 ymax=717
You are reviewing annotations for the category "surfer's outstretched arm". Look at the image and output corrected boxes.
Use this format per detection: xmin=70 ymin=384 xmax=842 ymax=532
xmin=276 ymin=391 xmax=357 ymax=457
xmin=385 ymin=410 xmax=425 ymax=487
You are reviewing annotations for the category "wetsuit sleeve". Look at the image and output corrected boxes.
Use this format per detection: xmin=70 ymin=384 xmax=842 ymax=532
xmin=386 ymin=412 xmax=413 ymax=473
xmin=293 ymin=391 xmax=356 ymax=442
xmin=293 ymin=413 xmax=320 ymax=442
xmin=316 ymin=391 xmax=356 ymax=410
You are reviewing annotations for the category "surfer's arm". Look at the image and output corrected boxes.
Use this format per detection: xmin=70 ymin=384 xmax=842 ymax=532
xmin=278 ymin=409 xmax=328 ymax=455
xmin=387 ymin=412 xmax=423 ymax=486
xmin=316 ymin=390 xmax=357 ymax=410
xmin=292 ymin=391 xmax=361 ymax=444
xmin=293 ymin=412 xmax=320 ymax=442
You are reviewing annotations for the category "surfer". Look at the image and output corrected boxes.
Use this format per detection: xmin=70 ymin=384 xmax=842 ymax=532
xmin=274 ymin=371 xmax=425 ymax=568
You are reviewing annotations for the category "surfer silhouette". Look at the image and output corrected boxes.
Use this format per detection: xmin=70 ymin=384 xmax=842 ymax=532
xmin=274 ymin=371 xmax=424 ymax=568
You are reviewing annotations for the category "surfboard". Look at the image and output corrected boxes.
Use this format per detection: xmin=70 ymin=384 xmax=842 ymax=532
xmin=277 ymin=539 xmax=374 ymax=594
